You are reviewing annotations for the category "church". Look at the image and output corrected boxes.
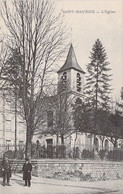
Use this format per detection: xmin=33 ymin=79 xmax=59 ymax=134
xmin=0 ymin=44 xmax=120 ymax=158
xmin=32 ymin=44 xmax=115 ymax=156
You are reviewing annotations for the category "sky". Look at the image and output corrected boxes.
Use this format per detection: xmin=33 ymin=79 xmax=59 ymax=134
xmin=55 ymin=0 xmax=123 ymax=100
xmin=0 ymin=0 xmax=122 ymax=100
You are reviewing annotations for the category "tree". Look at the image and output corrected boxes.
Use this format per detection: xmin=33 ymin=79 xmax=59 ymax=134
xmin=37 ymin=81 xmax=75 ymax=145
xmin=95 ymin=108 xmax=111 ymax=149
xmin=121 ymin=87 xmax=123 ymax=100
xmin=72 ymin=98 xmax=87 ymax=133
xmin=107 ymin=102 xmax=123 ymax=147
xmin=85 ymin=39 xmax=112 ymax=135
xmin=0 ymin=0 xmax=69 ymax=157
xmin=54 ymin=87 xmax=75 ymax=145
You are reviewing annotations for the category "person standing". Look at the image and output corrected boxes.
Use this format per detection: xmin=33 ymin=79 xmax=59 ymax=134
xmin=22 ymin=158 xmax=32 ymax=187
xmin=1 ymin=155 xmax=11 ymax=186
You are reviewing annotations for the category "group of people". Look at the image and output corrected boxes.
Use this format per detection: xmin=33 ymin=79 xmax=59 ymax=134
xmin=1 ymin=156 xmax=32 ymax=187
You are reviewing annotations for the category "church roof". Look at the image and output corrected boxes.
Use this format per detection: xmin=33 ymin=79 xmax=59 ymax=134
xmin=57 ymin=44 xmax=85 ymax=74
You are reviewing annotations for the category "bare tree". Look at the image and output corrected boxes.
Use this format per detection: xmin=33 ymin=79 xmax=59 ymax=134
xmin=54 ymin=86 xmax=75 ymax=144
xmin=37 ymin=81 xmax=76 ymax=145
xmin=0 ymin=0 xmax=69 ymax=157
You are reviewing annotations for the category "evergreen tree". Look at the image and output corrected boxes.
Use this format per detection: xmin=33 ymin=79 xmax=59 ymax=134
xmin=85 ymin=39 xmax=112 ymax=133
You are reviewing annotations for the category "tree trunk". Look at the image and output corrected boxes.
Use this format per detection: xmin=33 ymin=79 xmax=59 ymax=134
xmin=101 ymin=139 xmax=104 ymax=150
xmin=61 ymin=134 xmax=64 ymax=145
xmin=113 ymin=139 xmax=118 ymax=148
xmin=25 ymin=125 xmax=33 ymax=158
xmin=56 ymin=132 xmax=59 ymax=144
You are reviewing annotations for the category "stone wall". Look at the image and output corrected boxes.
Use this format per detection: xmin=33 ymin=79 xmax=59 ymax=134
xmin=32 ymin=160 xmax=123 ymax=181
xmin=1 ymin=159 xmax=123 ymax=181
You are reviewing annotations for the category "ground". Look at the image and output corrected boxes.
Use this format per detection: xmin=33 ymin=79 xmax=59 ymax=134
xmin=0 ymin=173 xmax=123 ymax=194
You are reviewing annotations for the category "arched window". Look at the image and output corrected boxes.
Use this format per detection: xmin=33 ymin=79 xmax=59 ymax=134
xmin=76 ymin=73 xmax=81 ymax=92
xmin=61 ymin=72 xmax=67 ymax=91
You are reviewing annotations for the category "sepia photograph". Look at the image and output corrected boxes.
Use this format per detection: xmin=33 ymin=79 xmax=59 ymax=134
xmin=0 ymin=0 xmax=123 ymax=193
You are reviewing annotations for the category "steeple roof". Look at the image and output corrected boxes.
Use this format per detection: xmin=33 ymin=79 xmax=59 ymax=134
xmin=57 ymin=44 xmax=85 ymax=74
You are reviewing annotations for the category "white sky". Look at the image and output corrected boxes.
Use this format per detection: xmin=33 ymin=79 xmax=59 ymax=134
xmin=55 ymin=0 xmax=123 ymax=100
xmin=0 ymin=0 xmax=122 ymax=100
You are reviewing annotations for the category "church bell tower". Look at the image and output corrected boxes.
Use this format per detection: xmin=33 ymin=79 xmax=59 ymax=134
xmin=57 ymin=44 xmax=85 ymax=97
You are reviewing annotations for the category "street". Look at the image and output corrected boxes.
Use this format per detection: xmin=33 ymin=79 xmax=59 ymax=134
xmin=0 ymin=174 xmax=123 ymax=194
xmin=0 ymin=182 xmax=108 ymax=194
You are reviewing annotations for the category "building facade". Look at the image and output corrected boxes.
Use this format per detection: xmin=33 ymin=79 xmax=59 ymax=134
xmin=0 ymin=89 xmax=26 ymax=146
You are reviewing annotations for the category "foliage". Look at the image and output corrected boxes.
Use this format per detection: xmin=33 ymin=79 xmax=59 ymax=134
xmin=107 ymin=149 xmax=123 ymax=161
xmin=106 ymin=103 xmax=123 ymax=147
xmin=98 ymin=149 xmax=106 ymax=160
xmin=31 ymin=143 xmax=66 ymax=159
xmin=96 ymin=109 xmax=111 ymax=136
xmin=55 ymin=145 xmax=66 ymax=158
xmin=85 ymin=39 xmax=112 ymax=134
xmin=73 ymin=147 xmax=80 ymax=158
xmin=81 ymin=149 xmax=94 ymax=159
xmin=110 ymin=109 xmax=123 ymax=137
xmin=3 ymin=150 xmax=14 ymax=159
xmin=3 ymin=149 xmax=24 ymax=159
xmin=80 ymin=173 xmax=93 ymax=181
xmin=72 ymin=98 xmax=88 ymax=133
xmin=31 ymin=143 xmax=47 ymax=158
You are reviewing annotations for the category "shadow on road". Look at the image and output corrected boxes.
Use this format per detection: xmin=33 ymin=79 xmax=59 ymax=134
xmin=0 ymin=180 xmax=3 ymax=186
xmin=13 ymin=179 xmax=24 ymax=186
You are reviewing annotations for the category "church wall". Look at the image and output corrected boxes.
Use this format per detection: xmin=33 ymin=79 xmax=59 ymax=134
xmin=71 ymin=69 xmax=76 ymax=92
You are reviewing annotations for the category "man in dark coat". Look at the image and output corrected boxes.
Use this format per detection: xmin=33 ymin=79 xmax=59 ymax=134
xmin=1 ymin=155 xmax=11 ymax=186
xmin=22 ymin=158 xmax=32 ymax=187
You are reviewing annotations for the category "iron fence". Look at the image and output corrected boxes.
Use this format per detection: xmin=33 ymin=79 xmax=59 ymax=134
xmin=0 ymin=142 xmax=123 ymax=161
xmin=0 ymin=143 xmax=25 ymax=159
